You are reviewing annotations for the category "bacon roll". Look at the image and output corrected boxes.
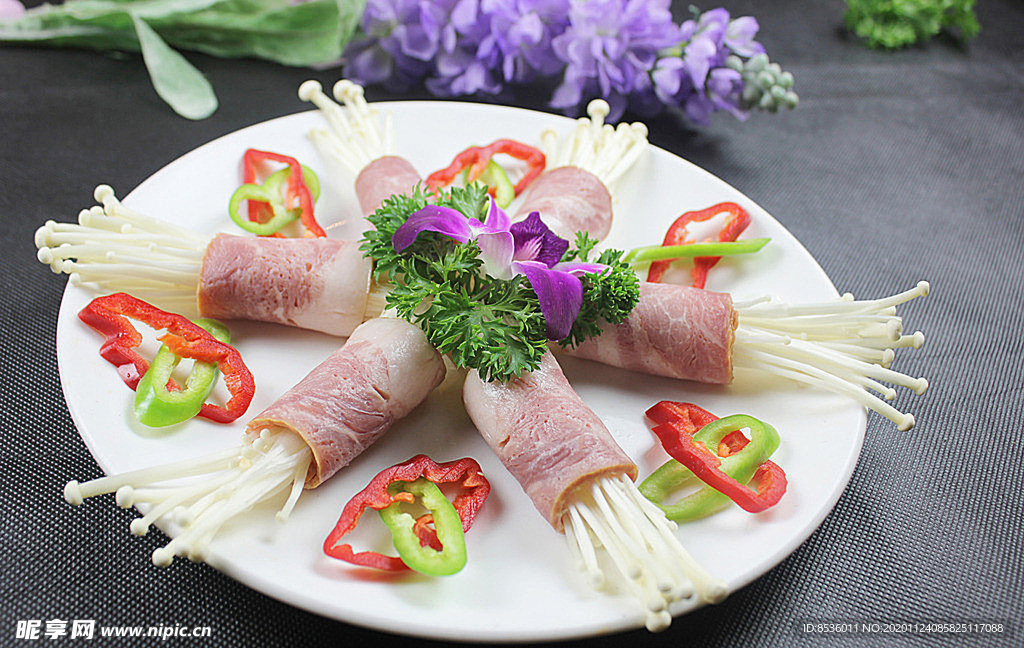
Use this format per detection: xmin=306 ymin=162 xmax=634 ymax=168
xmin=249 ymin=317 xmax=446 ymax=487
xmin=196 ymin=234 xmax=373 ymax=337
xmin=558 ymin=282 xmax=737 ymax=385
xmin=355 ymin=155 xmax=423 ymax=218
xmin=462 ymin=352 xmax=637 ymax=530
xmin=514 ymin=166 xmax=613 ymax=241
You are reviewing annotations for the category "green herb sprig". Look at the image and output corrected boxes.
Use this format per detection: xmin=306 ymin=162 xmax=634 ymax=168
xmin=845 ymin=0 xmax=979 ymax=49
xmin=559 ymin=232 xmax=641 ymax=349
xmin=360 ymin=187 xmax=642 ymax=382
xmin=362 ymin=185 xmax=549 ymax=381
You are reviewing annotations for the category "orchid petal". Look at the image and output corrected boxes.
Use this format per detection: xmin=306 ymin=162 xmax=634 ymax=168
xmin=725 ymin=17 xmax=764 ymax=57
xmin=483 ymin=197 xmax=511 ymax=231
xmin=510 ymin=211 xmax=569 ymax=267
xmin=392 ymin=205 xmax=474 ymax=251
xmin=476 ymin=230 xmax=515 ymax=280
xmin=554 ymin=261 xmax=607 ymax=276
xmin=513 ymin=260 xmax=583 ymax=340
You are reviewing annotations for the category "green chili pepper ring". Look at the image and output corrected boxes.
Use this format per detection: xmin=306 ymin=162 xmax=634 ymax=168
xmin=462 ymin=159 xmax=515 ymax=209
xmin=640 ymin=414 xmax=780 ymax=522
xmin=133 ymin=318 xmax=230 ymax=428
xmin=228 ymin=165 xmax=320 ymax=236
xmin=378 ymin=477 xmax=468 ymax=576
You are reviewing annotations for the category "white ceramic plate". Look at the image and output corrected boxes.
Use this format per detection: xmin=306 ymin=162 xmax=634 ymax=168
xmin=56 ymin=102 xmax=865 ymax=642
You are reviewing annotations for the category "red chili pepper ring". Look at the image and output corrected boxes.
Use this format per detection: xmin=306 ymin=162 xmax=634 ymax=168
xmin=78 ymin=292 xmax=255 ymax=423
xmin=644 ymin=401 xmax=787 ymax=514
xmin=647 ymin=202 xmax=751 ymax=287
xmin=324 ymin=454 xmax=491 ymax=572
xmin=241 ymin=148 xmax=325 ymax=238
xmin=426 ymin=139 xmax=546 ymax=197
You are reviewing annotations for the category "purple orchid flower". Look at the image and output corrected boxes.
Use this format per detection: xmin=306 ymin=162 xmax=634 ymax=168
xmin=392 ymin=198 xmax=515 ymax=279
xmin=392 ymin=202 xmax=604 ymax=339
xmin=509 ymin=212 xmax=605 ymax=339
xmin=509 ymin=211 xmax=567 ymax=266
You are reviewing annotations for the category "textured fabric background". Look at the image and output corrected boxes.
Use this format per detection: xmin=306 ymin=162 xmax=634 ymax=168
xmin=2 ymin=0 xmax=1022 ymax=646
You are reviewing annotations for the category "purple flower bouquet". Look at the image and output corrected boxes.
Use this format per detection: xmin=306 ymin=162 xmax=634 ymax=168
xmin=343 ymin=0 xmax=798 ymax=123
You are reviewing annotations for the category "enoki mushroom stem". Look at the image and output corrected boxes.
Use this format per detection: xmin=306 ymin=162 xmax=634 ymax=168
xmin=733 ymin=281 xmax=931 ymax=430
xmin=299 ymin=79 xmax=394 ymax=175
xmin=63 ymin=429 xmax=312 ymax=566
xmin=34 ymin=185 xmax=208 ymax=307
xmin=561 ymin=473 xmax=728 ymax=632
xmin=540 ymin=99 xmax=649 ymax=191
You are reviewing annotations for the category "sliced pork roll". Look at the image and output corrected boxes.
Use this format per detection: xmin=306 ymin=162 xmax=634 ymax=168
xmin=249 ymin=317 xmax=446 ymax=487
xmin=514 ymin=166 xmax=612 ymax=241
xmin=202 ymin=80 xmax=423 ymax=334
xmin=560 ymin=282 xmax=737 ymax=385
xmin=520 ymin=99 xmax=648 ymax=241
xmin=463 ymin=352 xmax=637 ymax=530
xmin=197 ymin=234 xmax=373 ymax=337
xmin=559 ymin=279 xmax=930 ymax=430
xmin=355 ymin=155 xmax=422 ymax=217
xmin=463 ymin=351 xmax=727 ymax=626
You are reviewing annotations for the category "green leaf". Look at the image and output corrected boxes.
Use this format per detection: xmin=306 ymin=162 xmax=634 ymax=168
xmin=149 ymin=0 xmax=363 ymax=66
xmin=559 ymin=245 xmax=640 ymax=350
xmin=132 ymin=14 xmax=217 ymax=120
xmin=69 ymin=0 xmax=225 ymax=22
xmin=0 ymin=0 xmax=221 ymax=44
xmin=0 ymin=0 xmax=364 ymax=118
xmin=0 ymin=0 xmax=356 ymax=63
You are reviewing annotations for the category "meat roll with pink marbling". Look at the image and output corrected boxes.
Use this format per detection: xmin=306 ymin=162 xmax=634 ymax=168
xmin=197 ymin=234 xmax=372 ymax=337
xmin=248 ymin=318 xmax=446 ymax=487
xmin=463 ymin=352 xmax=637 ymax=530
xmin=514 ymin=166 xmax=613 ymax=241
xmin=355 ymin=155 xmax=423 ymax=218
xmin=559 ymin=282 xmax=737 ymax=385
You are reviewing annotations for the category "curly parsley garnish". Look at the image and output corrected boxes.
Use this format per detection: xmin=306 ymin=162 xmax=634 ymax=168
xmin=360 ymin=185 xmax=640 ymax=381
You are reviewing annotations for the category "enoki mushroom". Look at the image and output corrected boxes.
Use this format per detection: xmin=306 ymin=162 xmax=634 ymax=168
xmin=298 ymin=79 xmax=393 ymax=175
xmin=64 ymin=428 xmax=311 ymax=566
xmin=562 ymin=473 xmax=728 ymax=632
xmin=733 ymin=282 xmax=930 ymax=430
xmin=35 ymin=185 xmax=209 ymax=310
xmin=540 ymin=98 xmax=650 ymax=192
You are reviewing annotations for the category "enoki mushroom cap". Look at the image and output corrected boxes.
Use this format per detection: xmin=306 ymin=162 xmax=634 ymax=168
xmin=332 ymin=79 xmax=364 ymax=103
xmin=585 ymin=98 xmax=610 ymax=121
xmin=297 ymin=79 xmax=323 ymax=103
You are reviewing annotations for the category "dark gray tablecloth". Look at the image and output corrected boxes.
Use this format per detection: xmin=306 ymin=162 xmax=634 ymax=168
xmin=3 ymin=0 xmax=1022 ymax=645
